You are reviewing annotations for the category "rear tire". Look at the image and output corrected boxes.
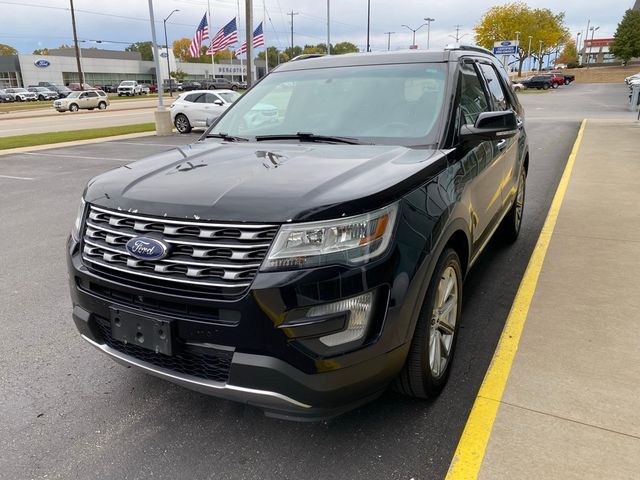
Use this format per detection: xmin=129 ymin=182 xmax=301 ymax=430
xmin=174 ymin=113 xmax=192 ymax=134
xmin=395 ymin=248 xmax=463 ymax=399
xmin=499 ymin=169 xmax=526 ymax=243
xmin=98 ymin=101 xmax=107 ymax=110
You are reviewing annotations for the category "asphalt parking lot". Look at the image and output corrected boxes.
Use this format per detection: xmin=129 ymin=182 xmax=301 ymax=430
xmin=0 ymin=83 xmax=633 ymax=480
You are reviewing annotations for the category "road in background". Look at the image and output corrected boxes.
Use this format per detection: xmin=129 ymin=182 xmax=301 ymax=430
xmin=0 ymin=84 xmax=632 ymax=479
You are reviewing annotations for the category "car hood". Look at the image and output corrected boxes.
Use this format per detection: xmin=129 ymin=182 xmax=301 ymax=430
xmin=86 ymin=141 xmax=447 ymax=223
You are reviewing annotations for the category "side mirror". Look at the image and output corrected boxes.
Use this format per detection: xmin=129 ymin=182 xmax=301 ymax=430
xmin=213 ymin=99 xmax=224 ymax=106
xmin=460 ymin=111 xmax=518 ymax=145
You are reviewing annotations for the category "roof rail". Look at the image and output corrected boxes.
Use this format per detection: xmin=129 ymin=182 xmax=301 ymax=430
xmin=445 ymin=43 xmax=495 ymax=56
xmin=290 ymin=54 xmax=326 ymax=62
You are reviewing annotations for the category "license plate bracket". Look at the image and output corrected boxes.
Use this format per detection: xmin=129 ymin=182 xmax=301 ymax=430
xmin=109 ymin=307 xmax=173 ymax=356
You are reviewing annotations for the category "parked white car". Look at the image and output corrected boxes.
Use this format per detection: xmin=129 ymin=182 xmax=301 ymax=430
xmin=117 ymin=80 xmax=142 ymax=96
xmin=170 ymin=89 xmax=240 ymax=133
xmin=624 ymin=73 xmax=640 ymax=85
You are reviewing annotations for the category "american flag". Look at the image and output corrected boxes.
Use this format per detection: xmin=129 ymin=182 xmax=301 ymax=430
xmin=235 ymin=22 xmax=265 ymax=56
xmin=188 ymin=14 xmax=209 ymax=58
xmin=207 ymin=18 xmax=238 ymax=54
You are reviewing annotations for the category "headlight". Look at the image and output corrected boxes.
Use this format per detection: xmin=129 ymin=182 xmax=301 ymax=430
xmin=261 ymin=203 xmax=398 ymax=271
xmin=71 ymin=198 xmax=86 ymax=241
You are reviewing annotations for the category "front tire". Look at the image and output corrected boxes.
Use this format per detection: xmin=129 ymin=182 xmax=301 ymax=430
xmin=69 ymin=103 xmax=79 ymax=112
xmin=499 ymin=169 xmax=526 ymax=243
xmin=174 ymin=113 xmax=192 ymax=133
xmin=543 ymin=83 xmax=550 ymax=90
xmin=395 ymin=248 xmax=463 ymax=399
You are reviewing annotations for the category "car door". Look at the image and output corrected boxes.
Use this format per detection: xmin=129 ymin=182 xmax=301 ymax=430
xmin=205 ymin=92 xmax=227 ymax=117
xmin=477 ymin=61 xmax=520 ymax=213
xmin=85 ymin=91 xmax=99 ymax=108
xmin=456 ymin=60 xmax=505 ymax=251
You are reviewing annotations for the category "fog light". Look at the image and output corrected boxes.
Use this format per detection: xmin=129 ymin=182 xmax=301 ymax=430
xmin=307 ymin=292 xmax=374 ymax=347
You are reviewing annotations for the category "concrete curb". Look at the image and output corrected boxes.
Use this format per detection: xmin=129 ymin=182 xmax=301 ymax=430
xmin=0 ymin=131 xmax=160 ymax=157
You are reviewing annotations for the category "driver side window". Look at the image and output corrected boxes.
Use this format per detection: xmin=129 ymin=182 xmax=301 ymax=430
xmin=458 ymin=62 xmax=489 ymax=125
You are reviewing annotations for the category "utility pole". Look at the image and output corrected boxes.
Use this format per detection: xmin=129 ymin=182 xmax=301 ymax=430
xmin=538 ymin=40 xmax=543 ymax=71
xmin=246 ymin=0 xmax=254 ymax=87
xmin=576 ymin=32 xmax=582 ymax=65
xmin=163 ymin=9 xmax=179 ymax=97
xmin=69 ymin=0 xmax=84 ymax=90
xmin=587 ymin=26 xmax=599 ymax=69
xmin=453 ymin=24 xmax=463 ymax=42
xmin=327 ymin=0 xmax=331 ymax=54
xmin=366 ymin=0 xmax=371 ymax=52
xmin=527 ymin=35 xmax=532 ymax=72
xmin=384 ymin=31 xmax=395 ymax=51
xmin=287 ymin=11 xmax=298 ymax=51
xmin=424 ymin=18 xmax=435 ymax=49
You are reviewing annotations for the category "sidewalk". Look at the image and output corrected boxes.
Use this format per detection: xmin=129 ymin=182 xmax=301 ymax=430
xmin=450 ymin=119 xmax=640 ymax=479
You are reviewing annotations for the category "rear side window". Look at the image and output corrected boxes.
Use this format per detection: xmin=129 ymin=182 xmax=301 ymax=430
xmin=478 ymin=63 xmax=509 ymax=111
xmin=459 ymin=62 xmax=489 ymax=124
xmin=86 ymin=91 xmax=98 ymax=98
xmin=184 ymin=93 xmax=200 ymax=102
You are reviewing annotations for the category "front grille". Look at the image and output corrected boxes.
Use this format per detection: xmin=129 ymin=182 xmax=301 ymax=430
xmin=95 ymin=319 xmax=233 ymax=383
xmin=81 ymin=205 xmax=278 ymax=299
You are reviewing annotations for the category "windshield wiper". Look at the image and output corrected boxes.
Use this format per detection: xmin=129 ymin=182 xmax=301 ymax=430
xmin=254 ymin=132 xmax=370 ymax=145
xmin=206 ymin=132 xmax=249 ymax=142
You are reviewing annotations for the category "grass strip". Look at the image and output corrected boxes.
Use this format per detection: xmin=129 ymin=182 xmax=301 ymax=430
xmin=0 ymin=123 xmax=156 ymax=150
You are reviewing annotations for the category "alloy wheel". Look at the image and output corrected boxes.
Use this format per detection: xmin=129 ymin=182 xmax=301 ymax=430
xmin=429 ymin=266 xmax=458 ymax=378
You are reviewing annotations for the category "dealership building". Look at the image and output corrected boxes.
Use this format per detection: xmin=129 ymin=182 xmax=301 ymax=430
xmin=0 ymin=48 xmax=266 ymax=89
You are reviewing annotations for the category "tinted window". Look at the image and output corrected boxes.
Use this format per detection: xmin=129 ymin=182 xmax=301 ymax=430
xmin=184 ymin=93 xmax=200 ymax=102
xmin=86 ymin=91 xmax=98 ymax=98
xmin=478 ymin=63 xmax=508 ymax=111
xmin=459 ymin=62 xmax=489 ymax=124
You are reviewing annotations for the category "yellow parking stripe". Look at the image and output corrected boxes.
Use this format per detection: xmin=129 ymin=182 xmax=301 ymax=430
xmin=446 ymin=119 xmax=588 ymax=479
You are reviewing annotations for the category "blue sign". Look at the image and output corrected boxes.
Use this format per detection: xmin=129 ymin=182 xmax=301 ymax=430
xmin=34 ymin=59 xmax=50 ymax=68
xmin=501 ymin=41 xmax=512 ymax=46
xmin=493 ymin=40 xmax=518 ymax=55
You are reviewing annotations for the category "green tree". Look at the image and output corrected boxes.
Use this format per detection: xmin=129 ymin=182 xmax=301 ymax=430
xmin=302 ymin=44 xmax=325 ymax=54
xmin=171 ymin=68 xmax=187 ymax=81
xmin=555 ymin=40 xmax=578 ymax=67
xmin=0 ymin=43 xmax=18 ymax=55
xmin=32 ymin=48 xmax=50 ymax=55
xmin=332 ymin=41 xmax=359 ymax=54
xmin=610 ymin=9 xmax=640 ymax=63
xmin=126 ymin=41 xmax=154 ymax=61
xmin=257 ymin=46 xmax=287 ymax=68
xmin=474 ymin=2 xmax=569 ymax=75
xmin=283 ymin=46 xmax=303 ymax=59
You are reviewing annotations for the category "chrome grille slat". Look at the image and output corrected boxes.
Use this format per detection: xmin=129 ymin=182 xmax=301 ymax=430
xmin=81 ymin=205 xmax=278 ymax=297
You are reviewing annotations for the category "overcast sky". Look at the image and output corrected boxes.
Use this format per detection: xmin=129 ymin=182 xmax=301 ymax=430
xmin=0 ymin=0 xmax=633 ymax=54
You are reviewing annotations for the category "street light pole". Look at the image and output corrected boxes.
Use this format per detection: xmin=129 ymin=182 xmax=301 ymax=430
xmin=538 ymin=40 xmax=543 ymax=71
xmin=527 ymin=35 xmax=532 ymax=72
xmin=384 ymin=31 xmax=395 ymax=50
xmin=423 ymin=18 xmax=435 ymax=49
xmin=402 ymin=23 xmax=427 ymax=48
xmin=327 ymin=0 xmax=331 ymax=54
xmin=163 ymin=9 xmax=179 ymax=97
xmin=147 ymin=0 xmax=172 ymax=135
xmin=366 ymin=0 xmax=371 ymax=52
xmin=587 ymin=26 xmax=599 ymax=69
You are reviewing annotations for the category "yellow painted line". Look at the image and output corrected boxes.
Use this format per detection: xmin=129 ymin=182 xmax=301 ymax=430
xmin=446 ymin=119 xmax=588 ymax=479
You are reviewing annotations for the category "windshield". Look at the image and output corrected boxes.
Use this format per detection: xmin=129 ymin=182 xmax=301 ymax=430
xmin=217 ymin=91 xmax=241 ymax=103
xmin=210 ymin=63 xmax=447 ymax=146
xmin=14 ymin=88 xmax=27 ymax=93
xmin=121 ymin=81 xmax=135 ymax=86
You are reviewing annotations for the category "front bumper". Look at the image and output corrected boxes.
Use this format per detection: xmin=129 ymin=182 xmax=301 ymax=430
xmin=67 ymin=228 xmax=422 ymax=419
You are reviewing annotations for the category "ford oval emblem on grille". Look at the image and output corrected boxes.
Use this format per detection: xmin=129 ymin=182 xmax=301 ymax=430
xmin=125 ymin=237 xmax=169 ymax=260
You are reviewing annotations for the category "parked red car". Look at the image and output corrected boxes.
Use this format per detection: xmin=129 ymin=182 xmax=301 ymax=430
xmin=67 ymin=82 xmax=99 ymax=91
xmin=539 ymin=74 xmax=565 ymax=88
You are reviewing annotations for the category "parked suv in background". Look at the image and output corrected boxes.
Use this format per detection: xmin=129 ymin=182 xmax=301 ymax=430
xmin=38 ymin=82 xmax=73 ymax=98
xmin=117 ymin=81 xmax=142 ymax=96
xmin=0 ymin=89 xmax=15 ymax=102
xmin=206 ymin=78 xmax=244 ymax=90
xmin=4 ymin=88 xmax=37 ymax=101
xmin=170 ymin=89 xmax=241 ymax=133
xmin=68 ymin=46 xmax=528 ymax=420
xmin=27 ymin=86 xmax=59 ymax=101
xmin=520 ymin=75 xmax=553 ymax=90
xmin=54 ymin=90 xmax=109 ymax=112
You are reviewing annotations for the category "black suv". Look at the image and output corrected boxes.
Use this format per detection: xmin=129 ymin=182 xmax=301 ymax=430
xmin=520 ymin=75 xmax=553 ymax=90
xmin=67 ymin=47 xmax=528 ymax=420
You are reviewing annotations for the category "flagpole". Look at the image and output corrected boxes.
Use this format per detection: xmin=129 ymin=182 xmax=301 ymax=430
xmin=237 ymin=0 xmax=244 ymax=83
xmin=208 ymin=0 xmax=215 ymax=79
xmin=264 ymin=1 xmax=268 ymax=74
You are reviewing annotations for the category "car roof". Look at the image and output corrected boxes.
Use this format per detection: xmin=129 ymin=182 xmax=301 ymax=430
xmin=273 ymin=48 xmax=496 ymax=72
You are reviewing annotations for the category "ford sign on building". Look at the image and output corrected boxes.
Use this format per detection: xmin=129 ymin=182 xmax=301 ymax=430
xmin=34 ymin=59 xmax=50 ymax=68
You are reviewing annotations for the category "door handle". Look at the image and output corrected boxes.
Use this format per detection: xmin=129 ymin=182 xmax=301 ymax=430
xmin=497 ymin=139 xmax=507 ymax=150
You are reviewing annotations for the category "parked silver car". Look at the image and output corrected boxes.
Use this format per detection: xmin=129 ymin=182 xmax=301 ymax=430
xmin=53 ymin=90 xmax=109 ymax=112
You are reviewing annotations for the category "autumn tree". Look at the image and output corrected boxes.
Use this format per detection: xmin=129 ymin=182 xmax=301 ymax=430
xmin=126 ymin=41 xmax=154 ymax=61
xmin=173 ymin=38 xmax=192 ymax=62
xmin=332 ymin=41 xmax=359 ymax=54
xmin=474 ymin=2 xmax=569 ymax=75
xmin=555 ymin=40 xmax=578 ymax=67
xmin=0 ymin=43 xmax=18 ymax=55
xmin=610 ymin=9 xmax=640 ymax=63
xmin=32 ymin=48 xmax=50 ymax=55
